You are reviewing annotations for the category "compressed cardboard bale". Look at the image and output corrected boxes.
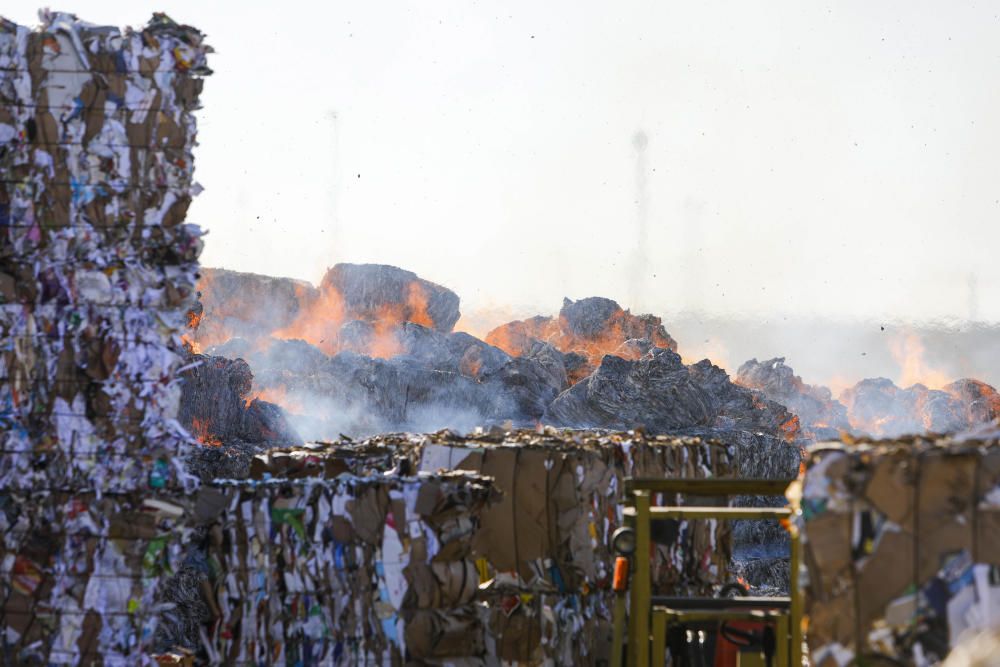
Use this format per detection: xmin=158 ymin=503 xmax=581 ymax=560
xmin=807 ymin=590 xmax=857 ymax=654
xmin=0 ymin=10 xmax=210 ymax=494
xmin=857 ymin=529 xmax=915 ymax=630
xmin=0 ymin=490 xmax=192 ymax=664
xmin=404 ymin=607 xmax=485 ymax=659
xmin=916 ymin=452 xmax=977 ymax=582
xmin=209 ymin=430 xmax=736 ymax=664
xmin=863 ymin=448 xmax=917 ymax=529
xmin=488 ymin=605 xmax=544 ymax=663
xmin=179 ymin=473 xmax=496 ymax=663
xmin=803 ymin=511 xmax=853 ymax=599
xmin=801 ymin=437 xmax=1000 ymax=665
xmin=975 ymin=448 xmax=1000 ymax=565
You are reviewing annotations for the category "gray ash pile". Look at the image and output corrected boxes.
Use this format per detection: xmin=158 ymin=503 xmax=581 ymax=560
xmin=736 ymin=357 xmax=851 ymax=440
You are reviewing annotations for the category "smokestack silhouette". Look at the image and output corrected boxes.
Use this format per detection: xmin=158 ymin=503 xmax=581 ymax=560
xmin=630 ymin=130 xmax=649 ymax=310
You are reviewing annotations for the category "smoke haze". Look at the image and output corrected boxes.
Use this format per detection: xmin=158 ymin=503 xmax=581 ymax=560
xmin=9 ymin=0 xmax=998 ymax=383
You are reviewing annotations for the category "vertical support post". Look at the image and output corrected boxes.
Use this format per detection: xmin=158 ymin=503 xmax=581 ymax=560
xmin=650 ymin=609 xmax=667 ymax=667
xmin=775 ymin=616 xmax=789 ymax=667
xmin=631 ymin=491 xmax=651 ymax=667
xmin=790 ymin=522 xmax=803 ymax=666
xmin=612 ymin=591 xmax=627 ymax=667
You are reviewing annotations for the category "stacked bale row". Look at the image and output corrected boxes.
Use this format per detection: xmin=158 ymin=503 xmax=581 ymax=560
xmin=0 ymin=12 xmax=210 ymax=664
xmin=245 ymin=428 xmax=737 ymax=664
xmin=0 ymin=10 xmax=209 ymax=491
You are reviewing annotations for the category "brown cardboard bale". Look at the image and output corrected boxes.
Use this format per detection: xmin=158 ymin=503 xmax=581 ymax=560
xmin=863 ymin=450 xmax=916 ymax=529
xmin=489 ymin=606 xmax=543 ymax=663
xmin=976 ymin=449 xmax=1000 ymax=565
xmin=804 ymin=512 xmax=853 ymax=598
xmin=511 ymin=448 xmax=554 ymax=578
xmin=404 ymin=608 xmax=484 ymax=659
xmin=431 ymin=560 xmax=479 ymax=606
xmin=857 ymin=529 xmax=915 ymax=630
xmin=976 ymin=508 xmax=1000 ymax=566
xmin=471 ymin=448 xmax=519 ymax=572
xmin=807 ymin=591 xmax=856 ymax=653
xmin=916 ymin=453 xmax=977 ymax=581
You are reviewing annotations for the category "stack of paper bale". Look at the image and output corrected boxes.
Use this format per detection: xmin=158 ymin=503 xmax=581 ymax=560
xmin=245 ymin=428 xmax=736 ymax=664
xmin=800 ymin=435 xmax=1000 ymax=666
xmin=0 ymin=9 xmax=209 ymax=490
xmin=0 ymin=491 xmax=192 ymax=664
xmin=175 ymin=473 xmax=497 ymax=664
xmin=0 ymin=11 xmax=210 ymax=663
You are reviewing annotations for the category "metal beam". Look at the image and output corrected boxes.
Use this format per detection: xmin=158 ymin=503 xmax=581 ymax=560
xmin=650 ymin=596 xmax=791 ymax=611
xmin=623 ymin=506 xmax=792 ymax=521
xmin=625 ymin=478 xmax=794 ymax=496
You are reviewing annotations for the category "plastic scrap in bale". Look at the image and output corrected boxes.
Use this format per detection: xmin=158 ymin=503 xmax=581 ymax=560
xmin=798 ymin=435 xmax=1000 ymax=666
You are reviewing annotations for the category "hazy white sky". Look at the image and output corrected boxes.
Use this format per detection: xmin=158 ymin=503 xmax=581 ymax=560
xmin=9 ymin=1 xmax=1000 ymax=324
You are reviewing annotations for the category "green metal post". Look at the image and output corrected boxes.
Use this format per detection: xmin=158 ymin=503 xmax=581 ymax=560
xmin=790 ymin=522 xmax=803 ymax=666
xmin=631 ymin=491 xmax=651 ymax=667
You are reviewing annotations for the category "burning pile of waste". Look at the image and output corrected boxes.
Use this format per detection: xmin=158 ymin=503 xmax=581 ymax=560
xmin=184 ymin=264 xmax=1000 ymax=450
xmin=182 ymin=264 xmax=806 ymax=448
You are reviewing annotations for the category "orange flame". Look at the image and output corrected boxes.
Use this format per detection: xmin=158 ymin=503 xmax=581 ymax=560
xmin=779 ymin=415 xmax=801 ymax=442
xmin=272 ymin=281 xmax=434 ymax=359
xmin=485 ymin=308 xmax=675 ymax=384
xmin=189 ymin=417 xmax=221 ymax=446
xmin=888 ymin=333 xmax=950 ymax=389
xmin=247 ymin=384 xmax=304 ymax=415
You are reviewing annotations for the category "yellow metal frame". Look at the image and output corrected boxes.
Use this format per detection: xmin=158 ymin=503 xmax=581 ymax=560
xmin=614 ymin=478 xmax=802 ymax=667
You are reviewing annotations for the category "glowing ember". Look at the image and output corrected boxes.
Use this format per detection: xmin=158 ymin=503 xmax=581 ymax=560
xmin=189 ymin=417 xmax=222 ymax=446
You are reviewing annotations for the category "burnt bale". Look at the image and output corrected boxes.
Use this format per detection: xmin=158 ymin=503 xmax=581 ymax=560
xmin=481 ymin=350 xmax=568 ymax=422
xmin=559 ymin=297 xmax=677 ymax=352
xmin=194 ymin=268 xmax=317 ymax=347
xmin=547 ymin=348 xmax=714 ymax=431
xmin=558 ymin=296 xmax=623 ymax=338
xmin=484 ymin=315 xmax=559 ymax=356
xmin=321 ymin=263 xmax=461 ymax=333
xmin=178 ymin=354 xmax=302 ymax=446
xmin=485 ymin=296 xmax=678 ymax=384
xmin=264 ymin=352 xmax=498 ymax=439
xmin=336 ymin=320 xmax=376 ymax=354
xmin=839 ymin=378 xmax=968 ymax=437
xmin=254 ymin=338 xmax=329 ymax=374
xmin=736 ymin=357 xmax=850 ymax=439
xmin=687 ymin=359 xmax=800 ymax=437
xmin=208 ymin=337 xmax=329 ymax=376
xmin=447 ymin=331 xmax=513 ymax=379
xmin=944 ymin=378 xmax=1000 ymax=425
xmin=392 ymin=322 xmax=459 ymax=370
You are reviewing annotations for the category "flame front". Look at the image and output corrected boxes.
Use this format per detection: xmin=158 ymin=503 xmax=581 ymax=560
xmin=189 ymin=417 xmax=221 ymax=446
xmin=889 ymin=332 xmax=950 ymax=389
